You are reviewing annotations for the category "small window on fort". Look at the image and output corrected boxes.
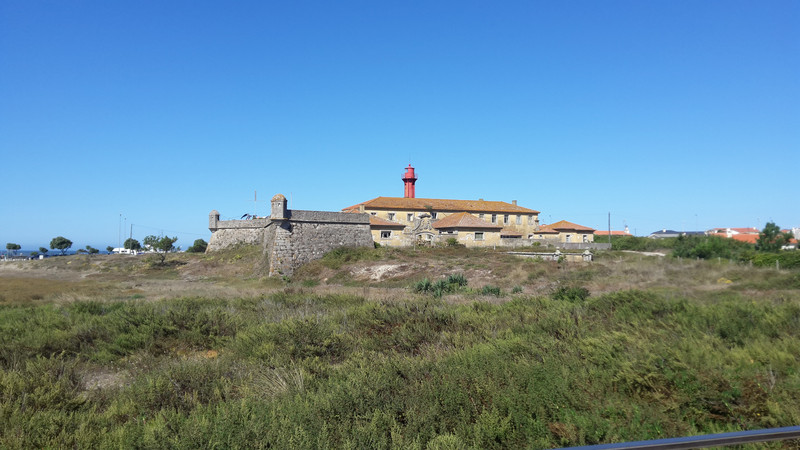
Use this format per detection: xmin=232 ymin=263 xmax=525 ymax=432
xmin=388 ymin=213 xmax=395 ymax=221
xmin=583 ymin=234 xmax=588 ymax=243
xmin=566 ymin=234 xmax=572 ymax=243
xmin=431 ymin=212 xmax=438 ymax=219
xmin=407 ymin=213 xmax=413 ymax=222
xmin=516 ymin=215 xmax=521 ymax=225
xmin=491 ymin=214 xmax=497 ymax=223
xmin=528 ymin=215 xmax=534 ymax=224
xmin=504 ymin=214 xmax=509 ymax=224
xmin=475 ymin=232 xmax=484 ymax=241
xmin=381 ymin=231 xmax=391 ymax=239
xmin=371 ymin=212 xmax=376 ymax=216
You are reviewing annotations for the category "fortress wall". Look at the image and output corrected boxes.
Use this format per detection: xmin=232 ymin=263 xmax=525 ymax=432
xmin=268 ymin=218 xmax=373 ymax=276
xmin=207 ymin=227 xmax=266 ymax=252
xmin=207 ymin=196 xmax=372 ymax=276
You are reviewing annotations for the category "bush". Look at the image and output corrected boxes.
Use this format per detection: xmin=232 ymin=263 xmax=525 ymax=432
xmin=414 ymin=274 xmax=469 ymax=298
xmin=552 ymin=285 xmax=590 ymax=302
xmin=186 ymin=239 xmax=208 ymax=253
xmin=480 ymin=285 xmax=502 ymax=297
xmin=752 ymin=251 xmax=800 ymax=269
xmin=672 ymin=235 xmax=753 ymax=261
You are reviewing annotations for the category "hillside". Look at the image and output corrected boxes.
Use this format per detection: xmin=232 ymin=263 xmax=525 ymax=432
xmin=1 ymin=246 xmax=799 ymax=448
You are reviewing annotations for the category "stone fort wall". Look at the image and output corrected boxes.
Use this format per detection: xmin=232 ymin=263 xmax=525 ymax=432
xmin=208 ymin=194 xmax=372 ymax=276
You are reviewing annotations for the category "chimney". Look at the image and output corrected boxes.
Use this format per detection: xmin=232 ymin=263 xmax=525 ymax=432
xmin=401 ymin=164 xmax=418 ymax=198
xmin=512 ymin=200 xmax=517 ymax=206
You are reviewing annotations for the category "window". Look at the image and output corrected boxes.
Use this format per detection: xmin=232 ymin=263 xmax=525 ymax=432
xmin=407 ymin=213 xmax=413 ymax=222
xmin=431 ymin=212 xmax=438 ymax=219
xmin=380 ymin=231 xmax=391 ymax=239
xmin=516 ymin=215 xmax=521 ymax=225
xmin=528 ymin=215 xmax=534 ymax=224
xmin=583 ymin=234 xmax=588 ymax=243
xmin=479 ymin=214 xmax=484 ymax=220
xmin=387 ymin=213 xmax=395 ymax=221
xmin=371 ymin=212 xmax=376 ymax=216
xmin=474 ymin=232 xmax=484 ymax=241
xmin=491 ymin=214 xmax=497 ymax=224
xmin=565 ymin=234 xmax=572 ymax=243
xmin=503 ymin=214 xmax=509 ymax=224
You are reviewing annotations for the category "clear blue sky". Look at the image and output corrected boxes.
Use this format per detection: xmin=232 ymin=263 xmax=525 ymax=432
xmin=1 ymin=1 xmax=798 ymax=249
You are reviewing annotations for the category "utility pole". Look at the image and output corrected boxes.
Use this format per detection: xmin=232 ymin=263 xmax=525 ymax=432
xmin=254 ymin=190 xmax=257 ymax=217
xmin=608 ymin=212 xmax=611 ymax=245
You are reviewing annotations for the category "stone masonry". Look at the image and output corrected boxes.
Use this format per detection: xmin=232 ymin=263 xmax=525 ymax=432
xmin=208 ymin=194 xmax=372 ymax=276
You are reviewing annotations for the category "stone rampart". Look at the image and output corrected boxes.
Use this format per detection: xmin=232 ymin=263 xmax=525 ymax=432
xmin=207 ymin=195 xmax=373 ymax=276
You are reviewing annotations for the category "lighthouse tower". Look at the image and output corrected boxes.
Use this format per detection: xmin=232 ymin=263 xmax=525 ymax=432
xmin=402 ymin=164 xmax=418 ymax=198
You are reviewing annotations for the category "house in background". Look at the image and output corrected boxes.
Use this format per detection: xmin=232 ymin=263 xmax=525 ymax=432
xmin=706 ymin=227 xmax=760 ymax=238
xmin=531 ymin=220 xmax=596 ymax=244
xmin=345 ymin=165 xmax=541 ymax=247
xmin=648 ymin=229 xmax=705 ymax=239
xmin=594 ymin=226 xmax=632 ymax=238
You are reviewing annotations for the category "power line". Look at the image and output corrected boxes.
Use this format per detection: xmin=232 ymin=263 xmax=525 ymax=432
xmin=130 ymin=224 xmax=208 ymax=237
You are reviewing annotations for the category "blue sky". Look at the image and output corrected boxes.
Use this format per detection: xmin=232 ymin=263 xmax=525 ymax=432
xmin=1 ymin=1 xmax=798 ymax=250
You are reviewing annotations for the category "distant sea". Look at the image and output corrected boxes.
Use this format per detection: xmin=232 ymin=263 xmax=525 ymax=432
xmin=2 ymin=249 xmax=93 ymax=258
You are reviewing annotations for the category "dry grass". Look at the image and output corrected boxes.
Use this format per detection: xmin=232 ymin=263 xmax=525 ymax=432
xmin=2 ymin=246 xmax=797 ymax=306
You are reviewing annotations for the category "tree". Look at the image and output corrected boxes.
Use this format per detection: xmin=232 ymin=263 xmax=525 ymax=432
xmin=143 ymin=235 xmax=178 ymax=264
xmin=186 ymin=239 xmax=208 ymax=253
xmin=123 ymin=238 xmax=142 ymax=251
xmin=50 ymin=236 xmax=73 ymax=255
xmin=39 ymin=247 xmax=48 ymax=255
xmin=756 ymin=222 xmax=794 ymax=252
xmin=106 ymin=246 xmax=115 ymax=254
xmin=30 ymin=251 xmax=39 ymax=259
xmin=86 ymin=245 xmax=99 ymax=255
xmin=6 ymin=243 xmax=21 ymax=256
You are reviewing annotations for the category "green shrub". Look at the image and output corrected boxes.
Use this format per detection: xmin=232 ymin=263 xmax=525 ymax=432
xmin=672 ymin=235 xmax=753 ymax=261
xmin=552 ymin=286 xmax=590 ymax=303
xmin=414 ymin=274 xmax=469 ymax=298
xmin=480 ymin=285 xmax=502 ymax=297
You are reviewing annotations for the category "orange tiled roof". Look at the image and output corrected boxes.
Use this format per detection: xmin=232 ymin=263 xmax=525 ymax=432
xmin=539 ymin=220 xmax=596 ymax=233
xmin=432 ymin=212 xmax=503 ymax=230
xmin=369 ymin=216 xmax=406 ymax=228
xmin=594 ymin=230 xmax=632 ymax=236
xmin=727 ymin=234 xmax=759 ymax=244
xmin=500 ymin=227 xmax=523 ymax=237
xmin=343 ymin=197 xmax=539 ymax=214
xmin=708 ymin=227 xmax=760 ymax=235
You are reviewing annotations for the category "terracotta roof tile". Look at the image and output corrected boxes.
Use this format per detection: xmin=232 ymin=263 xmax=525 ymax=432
xmin=432 ymin=212 xmax=503 ymax=230
xmin=500 ymin=227 xmax=523 ymax=237
xmin=369 ymin=216 xmax=406 ymax=228
xmin=344 ymin=197 xmax=539 ymax=214
xmin=594 ymin=230 xmax=632 ymax=236
xmin=539 ymin=220 xmax=596 ymax=233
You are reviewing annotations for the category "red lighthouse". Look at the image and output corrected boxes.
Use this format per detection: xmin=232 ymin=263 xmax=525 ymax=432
xmin=402 ymin=164 xmax=418 ymax=198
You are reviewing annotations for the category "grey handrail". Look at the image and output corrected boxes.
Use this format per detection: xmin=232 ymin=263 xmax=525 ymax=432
xmin=561 ymin=425 xmax=800 ymax=449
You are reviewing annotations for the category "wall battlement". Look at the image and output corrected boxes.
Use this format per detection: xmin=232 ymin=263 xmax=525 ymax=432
xmin=207 ymin=194 xmax=372 ymax=276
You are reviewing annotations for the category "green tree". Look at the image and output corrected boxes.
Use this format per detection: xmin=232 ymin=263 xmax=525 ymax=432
xmin=86 ymin=245 xmax=99 ymax=255
xmin=39 ymin=247 xmax=48 ymax=255
xmin=143 ymin=235 xmax=178 ymax=264
xmin=30 ymin=251 xmax=39 ymax=258
xmin=123 ymin=238 xmax=142 ymax=251
xmin=186 ymin=238 xmax=208 ymax=253
xmin=6 ymin=243 xmax=21 ymax=256
xmin=50 ymin=236 xmax=73 ymax=255
xmin=106 ymin=246 xmax=115 ymax=254
xmin=756 ymin=222 xmax=793 ymax=252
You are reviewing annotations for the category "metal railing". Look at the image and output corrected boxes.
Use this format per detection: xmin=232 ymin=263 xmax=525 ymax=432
xmin=561 ymin=425 xmax=800 ymax=449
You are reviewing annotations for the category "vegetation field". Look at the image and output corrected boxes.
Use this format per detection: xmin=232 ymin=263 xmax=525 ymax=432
xmin=1 ymin=246 xmax=799 ymax=448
